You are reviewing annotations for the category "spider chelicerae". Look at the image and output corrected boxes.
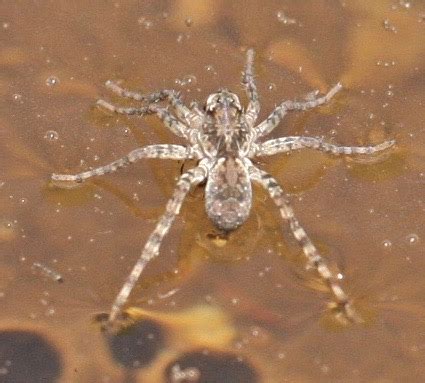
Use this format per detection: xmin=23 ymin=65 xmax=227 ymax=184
xmin=52 ymin=49 xmax=394 ymax=327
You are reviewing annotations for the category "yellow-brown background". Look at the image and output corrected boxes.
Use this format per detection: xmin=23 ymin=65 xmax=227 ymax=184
xmin=1 ymin=1 xmax=425 ymax=382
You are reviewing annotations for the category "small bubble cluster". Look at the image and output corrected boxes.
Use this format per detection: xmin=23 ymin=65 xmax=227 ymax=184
xmin=175 ymin=75 xmax=197 ymax=88
xmin=383 ymin=19 xmax=397 ymax=33
xmin=205 ymin=64 xmax=217 ymax=76
xmin=376 ymin=60 xmax=396 ymax=67
xmin=276 ymin=11 xmax=297 ymax=25
xmin=137 ymin=16 xmax=153 ymax=29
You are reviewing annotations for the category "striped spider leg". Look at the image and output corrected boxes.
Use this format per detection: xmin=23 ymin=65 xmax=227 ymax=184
xmin=109 ymin=164 xmax=207 ymax=323
xmin=97 ymin=80 xmax=204 ymax=136
xmin=243 ymin=51 xmax=393 ymax=322
xmin=51 ymin=144 xmax=196 ymax=184
xmin=255 ymin=136 xmax=395 ymax=157
xmin=245 ymin=63 xmax=393 ymax=324
xmin=52 ymin=48 xmax=395 ymax=329
xmin=252 ymin=82 xmax=343 ymax=139
xmin=250 ymin=137 xmax=394 ymax=324
xmin=249 ymin=165 xmax=361 ymax=323
xmin=52 ymin=97 xmax=204 ymax=329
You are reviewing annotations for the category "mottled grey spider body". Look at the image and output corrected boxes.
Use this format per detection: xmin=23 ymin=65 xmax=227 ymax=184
xmin=203 ymin=90 xmax=253 ymax=230
xmin=52 ymin=49 xmax=395 ymax=327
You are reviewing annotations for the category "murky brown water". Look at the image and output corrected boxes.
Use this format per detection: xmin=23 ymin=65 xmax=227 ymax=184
xmin=2 ymin=1 xmax=425 ymax=382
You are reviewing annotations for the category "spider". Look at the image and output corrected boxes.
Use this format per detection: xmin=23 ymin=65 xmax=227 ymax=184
xmin=52 ymin=49 xmax=395 ymax=327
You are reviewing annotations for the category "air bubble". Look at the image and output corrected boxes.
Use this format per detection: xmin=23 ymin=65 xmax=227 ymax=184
xmin=267 ymin=83 xmax=276 ymax=91
xmin=183 ymin=74 xmax=197 ymax=86
xmin=382 ymin=239 xmax=392 ymax=249
xmin=45 ymin=307 xmax=56 ymax=316
xmin=0 ymin=219 xmax=16 ymax=242
xmin=45 ymin=76 xmax=60 ymax=87
xmin=12 ymin=93 xmax=22 ymax=102
xmin=399 ymin=0 xmax=411 ymax=9
xmin=406 ymin=233 xmax=419 ymax=245
xmin=231 ymin=298 xmax=239 ymax=305
xmin=205 ymin=65 xmax=217 ymax=76
xmin=44 ymin=130 xmax=59 ymax=141
xmin=185 ymin=17 xmax=193 ymax=27
xmin=251 ymin=328 xmax=260 ymax=337
xmin=205 ymin=64 xmax=216 ymax=73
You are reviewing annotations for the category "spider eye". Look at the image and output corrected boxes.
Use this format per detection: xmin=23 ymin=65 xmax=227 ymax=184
xmin=205 ymin=92 xmax=242 ymax=113
xmin=231 ymin=96 xmax=242 ymax=111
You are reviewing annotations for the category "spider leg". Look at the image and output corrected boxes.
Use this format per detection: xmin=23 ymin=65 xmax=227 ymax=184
xmin=254 ymin=83 xmax=342 ymax=138
xmin=108 ymin=165 xmax=207 ymax=324
xmin=96 ymin=98 xmax=150 ymax=115
xmin=97 ymin=99 xmax=192 ymax=139
xmin=243 ymin=49 xmax=260 ymax=127
xmin=51 ymin=144 xmax=193 ymax=184
xmin=189 ymin=101 xmax=206 ymax=118
xmin=249 ymin=165 xmax=362 ymax=323
xmin=104 ymin=80 xmax=172 ymax=103
xmin=256 ymin=136 xmax=396 ymax=157
xmin=104 ymin=81 xmax=201 ymax=128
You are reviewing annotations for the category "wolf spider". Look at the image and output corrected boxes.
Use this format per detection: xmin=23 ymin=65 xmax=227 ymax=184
xmin=52 ymin=49 xmax=394 ymax=327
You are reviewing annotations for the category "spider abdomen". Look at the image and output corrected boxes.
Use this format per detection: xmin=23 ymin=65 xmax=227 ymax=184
xmin=205 ymin=157 xmax=252 ymax=231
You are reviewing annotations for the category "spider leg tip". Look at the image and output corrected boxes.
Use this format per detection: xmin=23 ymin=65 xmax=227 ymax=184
xmin=96 ymin=99 xmax=112 ymax=110
xmin=335 ymin=82 xmax=343 ymax=91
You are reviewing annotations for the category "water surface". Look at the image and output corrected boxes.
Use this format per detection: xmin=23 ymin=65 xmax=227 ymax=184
xmin=1 ymin=1 xmax=425 ymax=382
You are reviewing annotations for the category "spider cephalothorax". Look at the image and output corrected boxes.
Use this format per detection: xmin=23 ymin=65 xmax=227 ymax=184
xmin=202 ymin=89 xmax=251 ymax=158
xmin=52 ymin=49 xmax=395 ymax=327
